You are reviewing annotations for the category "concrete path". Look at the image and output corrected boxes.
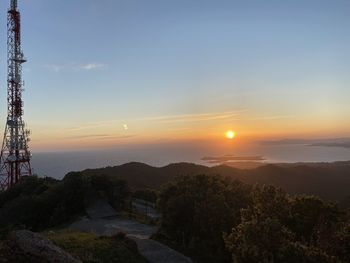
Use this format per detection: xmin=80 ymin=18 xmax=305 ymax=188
xmin=132 ymin=238 xmax=192 ymax=263
xmin=86 ymin=198 xmax=118 ymax=219
xmin=69 ymin=217 xmax=157 ymax=239
xmin=69 ymin=199 xmax=192 ymax=263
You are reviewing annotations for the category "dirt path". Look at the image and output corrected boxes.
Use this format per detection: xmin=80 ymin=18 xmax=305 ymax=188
xmin=69 ymin=200 xmax=192 ymax=263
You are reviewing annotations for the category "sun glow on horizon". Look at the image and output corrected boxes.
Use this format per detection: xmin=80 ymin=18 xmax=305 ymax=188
xmin=226 ymin=130 xmax=236 ymax=140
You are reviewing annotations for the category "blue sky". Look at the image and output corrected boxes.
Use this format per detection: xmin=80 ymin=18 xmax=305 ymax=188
xmin=0 ymin=0 xmax=349 ymax=151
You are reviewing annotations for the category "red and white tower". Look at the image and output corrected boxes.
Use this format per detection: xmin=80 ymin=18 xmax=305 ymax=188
xmin=0 ymin=0 xmax=32 ymax=191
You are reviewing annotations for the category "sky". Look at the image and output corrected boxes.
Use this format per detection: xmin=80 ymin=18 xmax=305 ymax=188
xmin=0 ymin=0 xmax=349 ymax=156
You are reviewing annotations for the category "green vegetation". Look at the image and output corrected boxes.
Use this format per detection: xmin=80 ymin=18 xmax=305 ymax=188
xmin=81 ymin=162 xmax=350 ymax=206
xmin=225 ymin=186 xmax=350 ymax=263
xmin=89 ymin=174 xmax=130 ymax=210
xmin=1 ymin=162 xmax=349 ymax=262
xmin=0 ymin=174 xmax=142 ymax=263
xmin=156 ymin=174 xmax=350 ymax=263
xmin=155 ymin=175 xmax=251 ymax=262
xmin=46 ymin=230 xmax=148 ymax=263
xmin=133 ymin=189 xmax=158 ymax=203
xmin=0 ymin=230 xmax=148 ymax=263
xmin=0 ymin=172 xmax=129 ymax=232
xmin=0 ymin=240 xmax=45 ymax=263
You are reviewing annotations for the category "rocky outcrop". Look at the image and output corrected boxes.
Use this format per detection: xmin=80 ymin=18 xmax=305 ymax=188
xmin=8 ymin=230 xmax=81 ymax=263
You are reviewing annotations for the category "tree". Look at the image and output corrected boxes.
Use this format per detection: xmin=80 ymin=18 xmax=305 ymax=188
xmin=157 ymin=174 xmax=251 ymax=263
xmin=0 ymin=172 xmax=130 ymax=231
xmin=225 ymin=185 xmax=345 ymax=263
xmin=289 ymin=196 xmax=341 ymax=244
xmin=90 ymin=174 xmax=130 ymax=210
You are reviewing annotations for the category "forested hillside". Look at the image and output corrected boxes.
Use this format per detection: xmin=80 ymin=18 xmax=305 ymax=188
xmin=82 ymin=161 xmax=350 ymax=205
xmin=155 ymin=175 xmax=350 ymax=263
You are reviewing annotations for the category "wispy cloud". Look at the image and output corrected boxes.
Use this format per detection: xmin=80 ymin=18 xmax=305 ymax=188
xmin=248 ymin=115 xmax=294 ymax=121
xmin=65 ymin=134 xmax=110 ymax=139
xmin=143 ymin=110 xmax=246 ymax=123
xmin=43 ymin=64 xmax=63 ymax=73
xmin=43 ymin=62 xmax=107 ymax=72
xmin=66 ymin=120 xmax=119 ymax=132
xmin=65 ymin=134 xmax=136 ymax=140
xmin=78 ymin=63 xmax=107 ymax=71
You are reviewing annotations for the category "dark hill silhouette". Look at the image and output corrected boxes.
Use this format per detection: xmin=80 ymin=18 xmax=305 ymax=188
xmin=81 ymin=161 xmax=350 ymax=204
xmin=83 ymin=162 xmax=213 ymax=189
xmin=238 ymin=164 xmax=350 ymax=201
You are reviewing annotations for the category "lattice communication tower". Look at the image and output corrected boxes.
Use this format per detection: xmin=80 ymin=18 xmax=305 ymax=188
xmin=0 ymin=0 xmax=32 ymax=191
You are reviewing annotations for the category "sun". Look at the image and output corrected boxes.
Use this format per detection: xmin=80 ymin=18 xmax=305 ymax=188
xmin=225 ymin=130 xmax=236 ymax=140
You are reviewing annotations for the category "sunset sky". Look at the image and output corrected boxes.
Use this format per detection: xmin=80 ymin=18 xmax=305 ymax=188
xmin=0 ymin=0 xmax=349 ymax=153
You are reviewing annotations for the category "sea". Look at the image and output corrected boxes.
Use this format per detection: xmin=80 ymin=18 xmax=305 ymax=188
xmin=31 ymin=143 xmax=350 ymax=180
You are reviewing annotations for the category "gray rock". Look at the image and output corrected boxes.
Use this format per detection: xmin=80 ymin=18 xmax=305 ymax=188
xmin=9 ymin=230 xmax=81 ymax=263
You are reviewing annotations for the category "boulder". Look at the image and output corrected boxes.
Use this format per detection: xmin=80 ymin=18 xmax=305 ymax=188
xmin=8 ymin=230 xmax=81 ymax=263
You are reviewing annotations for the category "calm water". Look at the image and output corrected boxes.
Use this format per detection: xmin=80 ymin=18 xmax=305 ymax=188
xmin=31 ymin=144 xmax=350 ymax=179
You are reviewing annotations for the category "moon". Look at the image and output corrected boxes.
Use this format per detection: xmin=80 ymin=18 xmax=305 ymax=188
xmin=226 ymin=130 xmax=236 ymax=140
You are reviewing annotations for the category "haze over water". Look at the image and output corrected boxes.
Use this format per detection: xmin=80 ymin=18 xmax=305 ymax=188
xmin=32 ymin=143 xmax=350 ymax=179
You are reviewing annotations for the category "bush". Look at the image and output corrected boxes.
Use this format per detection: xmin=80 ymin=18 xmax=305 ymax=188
xmin=0 ymin=173 xmax=130 ymax=231
xmin=133 ymin=189 xmax=158 ymax=203
xmin=225 ymin=185 xmax=348 ymax=263
xmin=157 ymin=174 xmax=251 ymax=263
xmin=46 ymin=230 xmax=147 ymax=263
xmin=156 ymin=175 xmax=350 ymax=263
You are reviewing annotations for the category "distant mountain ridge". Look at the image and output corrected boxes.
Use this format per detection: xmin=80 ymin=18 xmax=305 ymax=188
xmin=81 ymin=161 xmax=350 ymax=205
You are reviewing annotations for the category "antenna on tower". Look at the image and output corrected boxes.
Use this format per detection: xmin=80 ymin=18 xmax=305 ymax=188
xmin=11 ymin=0 xmax=17 ymax=10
